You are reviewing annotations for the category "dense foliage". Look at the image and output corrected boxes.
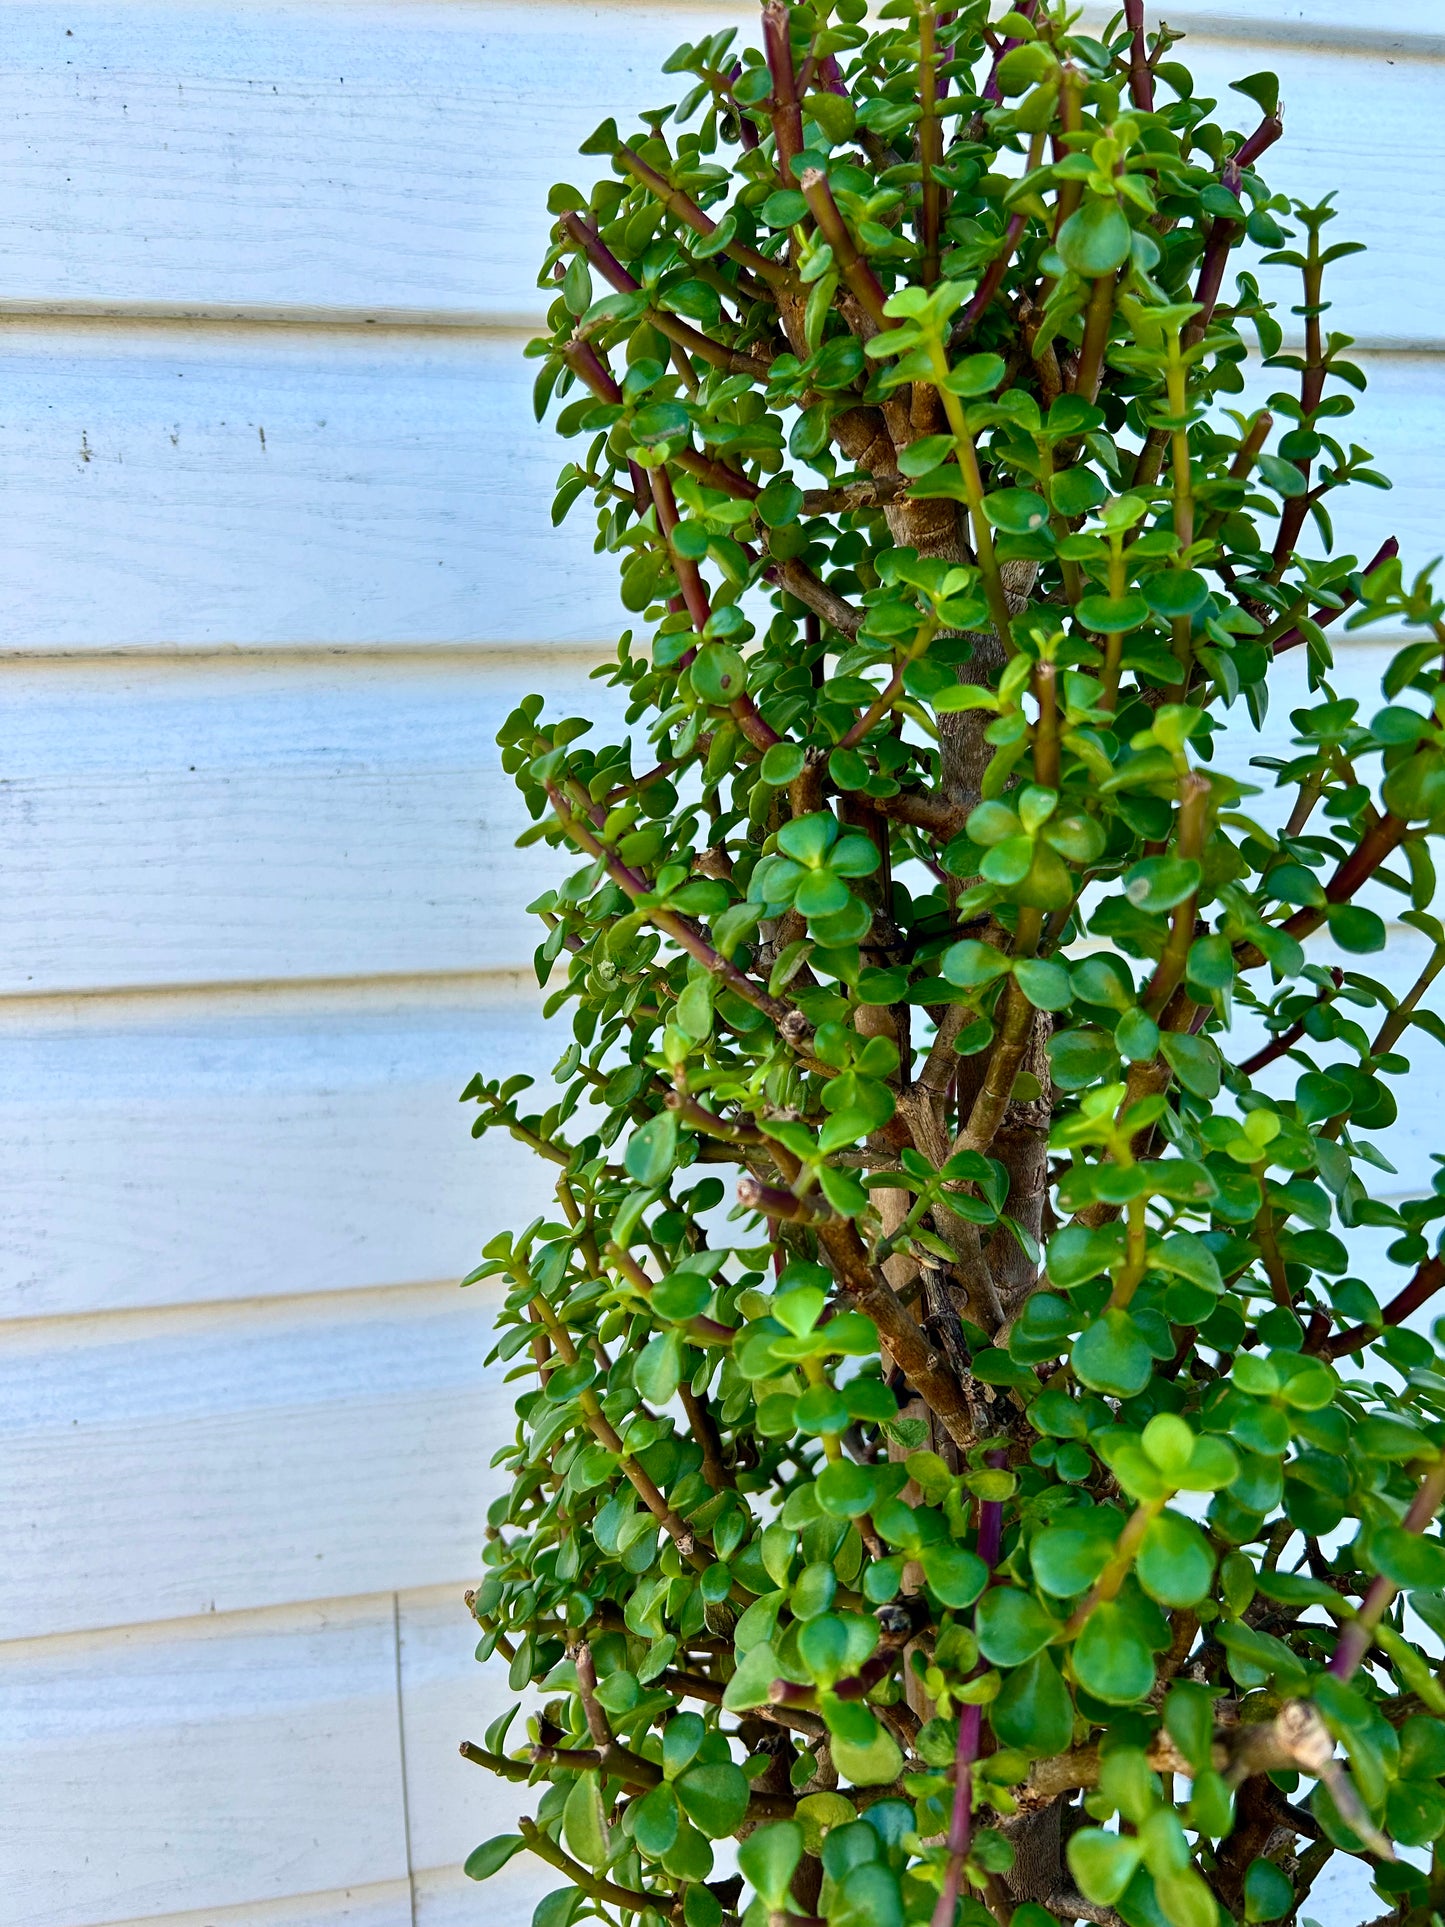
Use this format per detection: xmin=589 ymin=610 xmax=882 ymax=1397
xmin=460 ymin=7 xmax=1445 ymax=1927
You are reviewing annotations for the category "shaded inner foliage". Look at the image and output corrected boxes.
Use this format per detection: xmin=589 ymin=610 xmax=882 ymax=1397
xmin=461 ymin=7 xmax=1445 ymax=1927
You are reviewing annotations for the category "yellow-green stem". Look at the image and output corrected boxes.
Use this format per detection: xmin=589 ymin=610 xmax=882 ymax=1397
xmin=932 ymin=343 xmax=1015 ymax=652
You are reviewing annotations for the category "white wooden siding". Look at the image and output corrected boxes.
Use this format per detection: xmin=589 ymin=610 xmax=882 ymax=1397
xmin=0 ymin=978 xmax=559 ymax=1320
xmin=1 ymin=5 xmax=1440 ymax=1925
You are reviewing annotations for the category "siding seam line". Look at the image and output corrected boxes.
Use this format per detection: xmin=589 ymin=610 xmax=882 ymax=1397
xmin=393 ymin=1591 xmax=420 ymax=1927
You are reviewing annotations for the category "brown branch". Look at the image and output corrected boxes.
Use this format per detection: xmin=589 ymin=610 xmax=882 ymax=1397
xmin=560 ymin=212 xmax=773 ymax=379
xmin=800 ymin=169 xmax=892 ymax=333
xmin=680 ymin=1383 xmax=734 ymax=1491
xmin=617 ymin=144 xmax=789 ymax=290
xmin=1238 ymin=968 xmax=1342 ymax=1076
xmin=769 ymin=556 xmax=865 ymax=638
xmin=517 ymin=1815 xmax=683 ymax=1917
xmin=665 ymin=1090 xmax=767 ymax=1145
xmin=814 ymin=1216 xmax=978 ymax=1450
xmin=917 ymin=1 xmax=943 ymax=288
xmin=1233 ymin=812 xmax=1409 ymax=969
xmin=950 ymin=912 xmax=1045 ymax=1162
xmin=1329 ymin=1459 xmax=1445 ymax=1682
xmin=459 ymin=1740 xmax=534 ymax=1783
xmin=545 ymin=783 xmax=810 ymax=1045
xmin=738 ymin=1174 xmax=835 ymax=1224
xmin=873 ymin=786 xmax=969 ymax=841
xmin=801 ymin=478 xmax=906 ymax=513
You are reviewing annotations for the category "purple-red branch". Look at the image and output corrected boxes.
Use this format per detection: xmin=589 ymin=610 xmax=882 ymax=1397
xmin=1324 ymin=1254 xmax=1445 ymax=1360
xmin=1188 ymin=114 xmax=1283 ymax=340
xmin=981 ymin=0 xmax=1037 ymax=103
xmin=1124 ymin=0 xmax=1154 ymax=113
xmin=930 ymin=1452 xmax=1007 ymax=1927
xmin=762 ymin=0 xmax=804 ymax=186
xmin=1273 ymin=538 xmax=1400 ymax=656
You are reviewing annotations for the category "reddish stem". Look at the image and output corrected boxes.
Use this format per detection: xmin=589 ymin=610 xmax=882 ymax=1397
xmin=1329 ymin=1459 xmax=1445 ymax=1679
xmin=930 ymin=1451 xmax=1007 ymax=1927
xmin=1325 ymin=1255 xmax=1445 ymax=1360
xmin=981 ymin=0 xmax=1037 ymax=103
xmin=762 ymin=1 xmax=804 ymax=186
xmin=1124 ymin=0 xmax=1154 ymax=112
xmin=1273 ymin=538 xmax=1400 ymax=656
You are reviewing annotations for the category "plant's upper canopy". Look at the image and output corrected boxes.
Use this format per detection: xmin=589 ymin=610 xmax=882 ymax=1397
xmin=465 ymin=6 xmax=1445 ymax=1927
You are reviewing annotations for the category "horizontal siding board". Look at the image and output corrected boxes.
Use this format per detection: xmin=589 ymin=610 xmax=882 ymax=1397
xmin=0 ymin=329 xmax=1435 ymax=651
xmin=0 ymin=1596 xmax=410 ymax=1927
xmin=0 ymin=977 xmax=558 ymax=1321
xmin=0 ymin=327 xmax=624 ymax=649
xmin=0 ymin=1282 xmax=511 ymax=1640
xmin=0 ymin=6 xmax=1437 ymax=336
xmin=0 ymin=650 xmax=620 ymax=991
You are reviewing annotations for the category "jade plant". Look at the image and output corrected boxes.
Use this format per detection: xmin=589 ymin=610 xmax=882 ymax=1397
xmin=460 ymin=5 xmax=1445 ymax=1926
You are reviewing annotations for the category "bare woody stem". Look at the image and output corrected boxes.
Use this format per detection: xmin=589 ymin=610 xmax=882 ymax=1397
xmin=1033 ymin=662 xmax=1060 ymax=789
xmin=560 ymin=346 xmax=782 ymax=748
xmin=1142 ymin=773 xmax=1211 ymax=1015
xmin=616 ymin=144 xmax=790 ymax=289
xmin=560 ymin=212 xmax=773 ymax=379
xmin=956 ymin=131 xmax=1047 ymax=339
xmin=1238 ymin=968 xmax=1342 ymax=1076
xmin=525 ymin=1282 xmax=705 ymax=1564
xmin=518 ymin=1816 xmax=681 ymax=1918
xmin=1273 ymin=217 xmax=1328 ymax=567
xmin=950 ymin=911 xmax=1043 ymax=1162
xmin=1186 ymin=112 xmax=1283 ymax=344
xmin=1073 ymin=269 xmax=1118 ymax=405
xmin=649 ymin=462 xmax=713 ymax=635
xmin=607 ymin=1239 xmax=736 ymax=1343
xmin=929 ymin=341 xmax=1016 ymax=652
xmin=1231 ymin=810 xmax=1409 ymax=970
xmin=1060 ymin=1497 xmax=1164 ymax=1637
xmin=1372 ymin=938 xmax=1445 ymax=1056
xmin=1272 ymin=537 xmax=1400 ymax=656
xmin=814 ymin=1215 xmax=978 ymax=1449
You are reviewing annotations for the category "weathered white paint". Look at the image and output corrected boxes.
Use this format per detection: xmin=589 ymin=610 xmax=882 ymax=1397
xmin=0 ymin=327 xmax=624 ymax=648
xmin=96 ymin=1892 xmax=416 ymax=1927
xmin=0 ymin=649 xmax=624 ymax=986
xmin=0 ymin=975 xmax=560 ymax=1321
xmin=0 ymin=1281 xmax=513 ymax=1641
xmin=0 ymin=4 xmax=1435 ymax=334
xmin=0 ymin=1595 xmax=411 ymax=1927
xmin=1106 ymin=0 xmax=1442 ymax=52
